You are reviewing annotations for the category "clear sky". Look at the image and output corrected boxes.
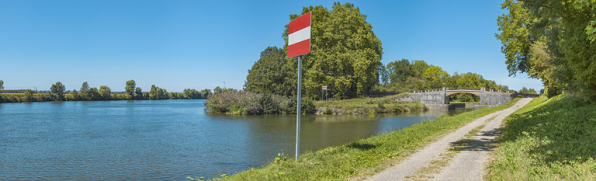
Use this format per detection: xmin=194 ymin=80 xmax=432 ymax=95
xmin=0 ymin=0 xmax=543 ymax=92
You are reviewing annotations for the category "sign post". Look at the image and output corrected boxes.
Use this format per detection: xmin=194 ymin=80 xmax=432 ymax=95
xmin=288 ymin=12 xmax=311 ymax=161
xmin=322 ymin=85 xmax=327 ymax=104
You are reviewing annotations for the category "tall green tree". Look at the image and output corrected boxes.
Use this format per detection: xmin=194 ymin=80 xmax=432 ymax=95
xmin=497 ymin=0 xmax=596 ymax=98
xmin=283 ymin=2 xmax=383 ymax=99
xmin=125 ymin=80 xmax=136 ymax=98
xmin=0 ymin=80 xmax=4 ymax=92
xmin=245 ymin=46 xmax=297 ymax=97
xmin=80 ymin=82 xmax=90 ymax=100
xmin=411 ymin=60 xmax=429 ymax=78
xmin=99 ymin=86 xmax=111 ymax=100
xmin=50 ymin=82 xmax=66 ymax=101
xmin=135 ymin=87 xmax=143 ymax=99
xmin=423 ymin=66 xmax=449 ymax=88
xmin=387 ymin=59 xmax=413 ymax=84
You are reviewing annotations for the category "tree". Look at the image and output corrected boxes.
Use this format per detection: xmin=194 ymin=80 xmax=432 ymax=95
xmin=423 ymin=66 xmax=449 ymax=88
xmin=411 ymin=60 xmax=429 ymax=78
xmin=50 ymin=82 xmax=66 ymax=101
xmin=135 ymin=87 xmax=143 ymax=99
xmin=387 ymin=59 xmax=413 ymax=84
xmin=245 ymin=46 xmax=296 ymax=97
xmin=497 ymin=0 xmax=596 ymax=98
xmin=99 ymin=86 xmax=112 ymax=100
xmin=72 ymin=89 xmax=80 ymax=100
xmin=24 ymin=89 xmax=33 ymax=102
xmin=149 ymin=85 xmax=168 ymax=100
xmin=0 ymin=80 xmax=4 ymax=92
xmin=283 ymin=2 xmax=383 ymax=99
xmin=125 ymin=80 xmax=136 ymax=98
xmin=88 ymin=87 xmax=100 ymax=100
xmin=377 ymin=65 xmax=389 ymax=86
xmin=80 ymin=82 xmax=90 ymax=100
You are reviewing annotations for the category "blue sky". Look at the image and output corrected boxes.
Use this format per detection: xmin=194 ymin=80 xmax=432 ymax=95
xmin=0 ymin=0 xmax=543 ymax=92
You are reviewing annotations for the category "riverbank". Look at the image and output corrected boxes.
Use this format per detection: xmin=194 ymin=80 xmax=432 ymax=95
xmin=198 ymin=98 xmax=520 ymax=180
xmin=0 ymin=92 xmax=202 ymax=103
xmin=486 ymin=95 xmax=596 ymax=180
xmin=313 ymin=94 xmax=427 ymax=115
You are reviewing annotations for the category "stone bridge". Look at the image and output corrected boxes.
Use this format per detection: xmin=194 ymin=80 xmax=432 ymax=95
xmin=406 ymin=87 xmax=513 ymax=106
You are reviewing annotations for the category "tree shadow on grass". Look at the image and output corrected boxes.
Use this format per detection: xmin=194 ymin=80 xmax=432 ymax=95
xmin=449 ymin=128 xmax=501 ymax=152
xmin=347 ymin=142 xmax=377 ymax=150
xmin=499 ymin=96 xmax=596 ymax=165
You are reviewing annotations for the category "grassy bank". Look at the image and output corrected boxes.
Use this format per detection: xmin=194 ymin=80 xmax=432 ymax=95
xmin=314 ymin=93 xmax=427 ymax=115
xmin=486 ymin=95 xmax=596 ymax=180
xmin=197 ymin=98 xmax=521 ymax=180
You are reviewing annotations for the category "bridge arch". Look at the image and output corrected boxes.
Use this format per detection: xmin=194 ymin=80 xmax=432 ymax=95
xmin=445 ymin=91 xmax=480 ymax=97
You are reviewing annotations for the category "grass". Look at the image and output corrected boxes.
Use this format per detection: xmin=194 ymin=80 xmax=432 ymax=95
xmin=314 ymin=93 xmax=416 ymax=108
xmin=486 ymin=95 xmax=596 ymax=180
xmin=195 ymin=98 xmax=521 ymax=181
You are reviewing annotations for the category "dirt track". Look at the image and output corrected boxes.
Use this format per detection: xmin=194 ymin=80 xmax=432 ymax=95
xmin=366 ymin=98 xmax=533 ymax=181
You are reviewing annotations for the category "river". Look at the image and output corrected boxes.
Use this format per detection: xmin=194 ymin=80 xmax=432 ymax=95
xmin=0 ymin=99 xmax=472 ymax=180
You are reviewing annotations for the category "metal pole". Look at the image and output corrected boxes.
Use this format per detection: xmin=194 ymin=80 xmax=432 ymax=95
xmin=295 ymin=56 xmax=302 ymax=161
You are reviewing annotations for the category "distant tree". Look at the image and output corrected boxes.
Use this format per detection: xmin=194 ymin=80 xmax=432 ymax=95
xmin=245 ymin=46 xmax=296 ymax=97
xmin=80 ymin=82 xmax=90 ymax=100
xmin=99 ymin=86 xmax=112 ymax=100
xmin=125 ymin=80 xmax=136 ymax=98
xmin=88 ymin=87 xmax=100 ymax=100
xmin=411 ymin=60 xmax=429 ymax=78
xmin=213 ymin=86 xmax=223 ymax=94
xmin=377 ymin=65 xmax=389 ymax=86
xmin=200 ymin=89 xmax=212 ymax=98
xmin=24 ymin=89 xmax=33 ymax=102
xmin=72 ymin=89 xmax=80 ymax=100
xmin=149 ymin=85 xmax=168 ymax=99
xmin=423 ymin=66 xmax=449 ymax=88
xmin=50 ymin=82 xmax=66 ymax=101
xmin=0 ymin=80 xmax=4 ymax=92
xmin=387 ymin=59 xmax=413 ymax=84
xmin=135 ymin=87 xmax=143 ymax=99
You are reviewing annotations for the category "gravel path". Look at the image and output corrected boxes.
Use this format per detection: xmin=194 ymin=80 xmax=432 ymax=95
xmin=366 ymin=98 xmax=532 ymax=181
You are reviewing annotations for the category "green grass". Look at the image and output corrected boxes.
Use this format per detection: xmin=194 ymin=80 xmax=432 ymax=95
xmin=314 ymin=94 xmax=416 ymax=108
xmin=198 ymin=98 xmax=521 ymax=181
xmin=486 ymin=95 xmax=596 ymax=180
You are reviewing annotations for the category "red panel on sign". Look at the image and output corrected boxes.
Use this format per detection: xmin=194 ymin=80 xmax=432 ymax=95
xmin=288 ymin=12 xmax=311 ymax=34
xmin=288 ymin=39 xmax=310 ymax=58
xmin=288 ymin=12 xmax=311 ymax=58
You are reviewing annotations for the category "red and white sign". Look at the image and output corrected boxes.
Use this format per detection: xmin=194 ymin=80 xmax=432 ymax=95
xmin=288 ymin=12 xmax=311 ymax=58
xmin=322 ymin=85 xmax=327 ymax=90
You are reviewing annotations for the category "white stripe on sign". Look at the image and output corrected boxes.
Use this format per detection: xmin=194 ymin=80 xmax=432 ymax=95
xmin=288 ymin=26 xmax=311 ymax=46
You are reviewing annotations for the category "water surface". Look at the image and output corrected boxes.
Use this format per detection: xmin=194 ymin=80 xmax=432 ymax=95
xmin=0 ymin=100 xmax=469 ymax=180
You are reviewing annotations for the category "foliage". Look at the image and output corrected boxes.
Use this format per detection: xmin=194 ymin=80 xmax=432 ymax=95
xmin=135 ymin=87 xmax=143 ymax=99
xmin=99 ymin=85 xmax=112 ymax=100
xmin=23 ymin=89 xmax=33 ymax=102
xmin=518 ymin=86 xmax=537 ymax=95
xmin=423 ymin=66 xmax=449 ymax=89
xmin=206 ymin=91 xmax=316 ymax=115
xmin=219 ymin=99 xmax=521 ymax=180
xmin=245 ymin=46 xmax=297 ymax=97
xmin=487 ymin=96 xmax=596 ymax=180
xmin=125 ymin=80 xmax=136 ymax=97
xmin=50 ymin=82 xmax=66 ymax=101
xmin=496 ymin=0 xmax=596 ymax=98
xmin=283 ymin=2 xmax=383 ymax=99
xmin=387 ymin=59 xmax=413 ymax=83
xmin=0 ymin=80 xmax=3 ymax=91
xmin=149 ymin=85 xmax=168 ymax=100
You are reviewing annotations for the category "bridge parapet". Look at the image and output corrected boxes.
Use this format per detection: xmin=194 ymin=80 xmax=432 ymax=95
xmin=407 ymin=87 xmax=512 ymax=106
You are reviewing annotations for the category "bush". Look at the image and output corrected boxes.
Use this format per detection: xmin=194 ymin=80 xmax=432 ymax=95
xmin=206 ymin=91 xmax=315 ymax=115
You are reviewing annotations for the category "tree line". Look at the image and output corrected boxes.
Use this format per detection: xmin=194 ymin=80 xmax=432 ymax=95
xmin=0 ymin=79 xmax=212 ymax=103
xmin=496 ymin=0 xmax=596 ymax=99
xmin=243 ymin=2 xmax=513 ymax=103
